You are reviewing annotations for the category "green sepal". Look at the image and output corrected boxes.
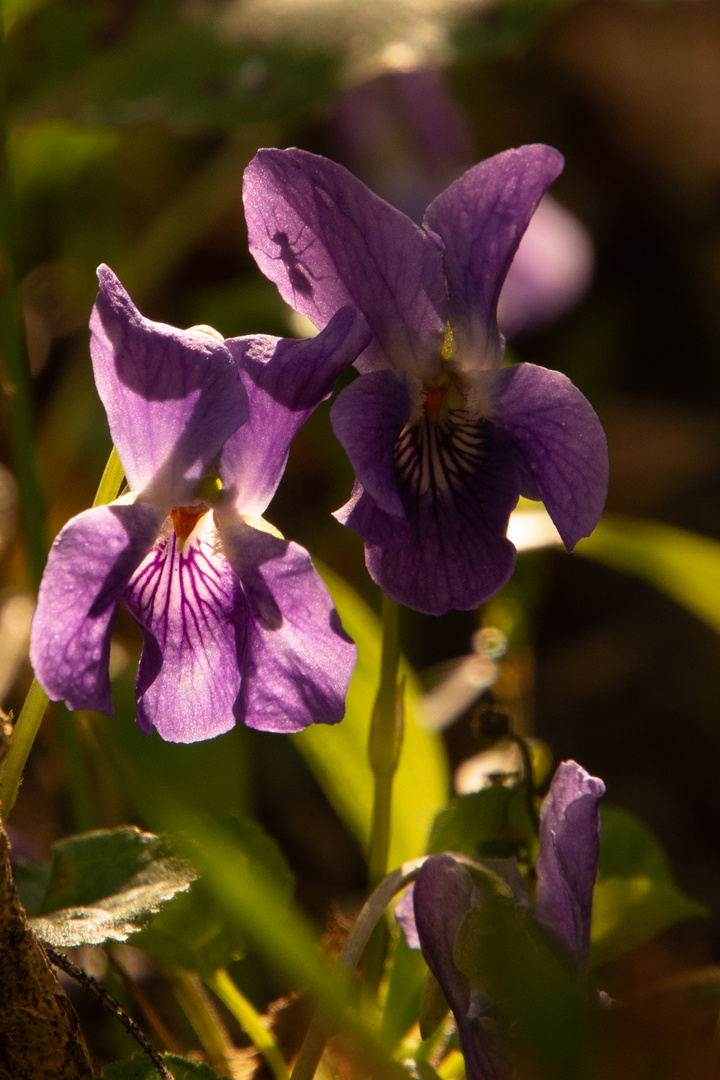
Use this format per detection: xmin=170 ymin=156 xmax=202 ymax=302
xmin=418 ymin=968 xmax=450 ymax=1041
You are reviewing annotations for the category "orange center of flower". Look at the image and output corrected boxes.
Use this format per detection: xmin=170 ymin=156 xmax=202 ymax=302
xmin=422 ymin=372 xmax=451 ymax=420
xmin=423 ymin=385 xmax=445 ymax=419
xmin=170 ymin=507 xmax=207 ymax=543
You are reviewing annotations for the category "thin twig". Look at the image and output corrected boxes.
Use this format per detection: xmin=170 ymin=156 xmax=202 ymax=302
xmin=40 ymin=941 xmax=174 ymax=1080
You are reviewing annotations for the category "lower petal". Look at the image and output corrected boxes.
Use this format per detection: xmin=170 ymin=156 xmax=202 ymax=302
xmin=364 ymin=414 xmax=520 ymax=615
xmin=30 ymin=500 xmax=164 ymax=713
xmin=125 ymin=514 xmax=247 ymax=743
xmin=333 ymin=480 xmax=413 ymax=550
xmin=218 ymin=515 xmax=356 ymax=732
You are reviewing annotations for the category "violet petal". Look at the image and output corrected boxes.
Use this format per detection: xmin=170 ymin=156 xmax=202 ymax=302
xmin=218 ymin=515 xmax=356 ymax=732
xmin=333 ymin=482 xmax=413 ymax=550
xmin=90 ymin=265 xmax=248 ymax=506
xmin=484 ymin=363 xmax=608 ymax=549
xmin=125 ymin=513 xmax=246 ymax=743
xmin=243 ymin=148 xmax=447 ymax=376
xmin=222 ymin=306 xmax=370 ymax=516
xmin=423 ymin=146 xmax=564 ymax=368
xmin=30 ymin=500 xmax=164 ymax=713
xmin=534 ymin=761 xmax=605 ymax=968
xmin=363 ymin=419 xmax=520 ymax=614
xmin=414 ymin=855 xmax=506 ymax=1080
xmin=330 ymin=369 xmax=419 ymax=518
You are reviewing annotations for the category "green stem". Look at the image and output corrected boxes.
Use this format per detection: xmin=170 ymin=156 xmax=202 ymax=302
xmin=171 ymin=970 xmax=235 ymax=1077
xmin=367 ymin=595 xmax=402 ymax=890
xmin=207 ymin=969 xmax=290 ymax=1080
xmin=0 ymin=444 xmax=124 ymax=821
xmin=510 ymin=732 xmax=539 ymax=834
xmin=0 ymin=0 xmax=47 ymax=587
xmin=364 ymin=596 xmax=403 ymax=1000
xmin=0 ymin=677 xmax=48 ymax=819
xmin=291 ymin=858 xmax=428 ymax=1080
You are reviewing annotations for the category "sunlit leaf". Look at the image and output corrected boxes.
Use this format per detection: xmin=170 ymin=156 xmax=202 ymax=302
xmin=293 ymin=566 xmax=449 ymax=869
xmin=591 ymin=806 xmax=708 ymax=966
xmin=123 ymin=794 xmax=408 ymax=1080
xmin=30 ymin=827 xmax=196 ymax=947
xmin=577 ymin=515 xmax=720 ymax=636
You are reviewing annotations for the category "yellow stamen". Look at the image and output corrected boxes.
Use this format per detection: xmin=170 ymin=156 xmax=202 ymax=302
xmin=187 ymin=324 xmax=225 ymax=342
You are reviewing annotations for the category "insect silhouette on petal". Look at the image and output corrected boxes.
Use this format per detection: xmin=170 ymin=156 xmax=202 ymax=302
xmin=270 ymin=228 xmax=317 ymax=300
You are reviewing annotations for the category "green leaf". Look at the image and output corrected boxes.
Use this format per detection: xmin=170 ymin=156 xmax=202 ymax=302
xmin=29 ymin=827 xmax=196 ymax=947
xmin=135 ymin=815 xmax=294 ymax=977
xmin=455 ymin=895 xmax=595 ymax=1080
xmin=418 ymin=968 xmax=449 ymax=1041
xmin=427 ymin=784 xmax=535 ymax=860
xmin=591 ymin=806 xmax=708 ymax=966
xmin=381 ymin=933 xmax=428 ymax=1050
xmin=292 ymin=567 xmax=449 ymax=869
xmin=12 ymin=858 xmax=50 ymax=917
xmin=577 ymin=515 xmax=720 ymax=636
xmin=99 ymin=1052 xmax=228 ymax=1079
xmin=10 ymin=0 xmax=340 ymax=128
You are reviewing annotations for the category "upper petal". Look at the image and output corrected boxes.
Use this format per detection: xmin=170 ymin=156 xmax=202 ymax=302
xmin=534 ymin=761 xmax=605 ymax=969
xmin=217 ymin=514 xmax=356 ymax=732
xmin=124 ymin=512 xmax=246 ymax=743
xmin=221 ymin=306 xmax=370 ymax=516
xmin=483 ymin=363 xmax=608 ymax=549
xmin=90 ymin=266 xmax=249 ymax=505
xmin=243 ymin=148 xmax=447 ymax=376
xmin=30 ymin=500 xmax=164 ymax=713
xmin=330 ymin=368 xmax=419 ymax=518
xmin=423 ymin=146 xmax=564 ymax=369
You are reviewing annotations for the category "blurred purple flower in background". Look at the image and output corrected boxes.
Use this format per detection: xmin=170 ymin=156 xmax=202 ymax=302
xmin=332 ymin=69 xmax=595 ymax=338
xmin=244 ymin=146 xmax=608 ymax=614
xmin=31 ymin=266 xmax=368 ymax=742
xmin=397 ymin=761 xmax=605 ymax=1080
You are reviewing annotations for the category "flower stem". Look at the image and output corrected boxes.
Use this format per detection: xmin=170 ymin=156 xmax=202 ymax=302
xmin=367 ymin=595 xmax=403 ymax=890
xmin=0 ymin=677 xmax=48 ymax=819
xmin=207 ymin=968 xmax=290 ymax=1080
xmin=0 ymin=444 xmax=124 ymax=821
xmin=364 ymin=596 xmax=404 ymax=999
xmin=510 ymin=732 xmax=539 ymax=834
xmin=291 ymin=858 xmax=427 ymax=1080
xmin=171 ymin=970 xmax=235 ymax=1077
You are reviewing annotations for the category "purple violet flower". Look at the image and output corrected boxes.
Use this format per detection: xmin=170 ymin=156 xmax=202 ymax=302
xmin=243 ymin=146 xmax=609 ymax=615
xmin=397 ymin=761 xmax=605 ymax=1079
xmin=30 ymin=266 xmax=369 ymax=743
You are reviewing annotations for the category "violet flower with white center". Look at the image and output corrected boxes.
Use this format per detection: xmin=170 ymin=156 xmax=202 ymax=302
xmin=397 ymin=761 xmax=605 ymax=1080
xmin=30 ymin=265 xmax=370 ymax=743
xmin=243 ymin=146 xmax=608 ymax=615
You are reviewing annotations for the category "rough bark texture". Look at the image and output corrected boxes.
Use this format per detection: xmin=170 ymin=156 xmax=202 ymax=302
xmin=0 ymin=823 xmax=94 ymax=1080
